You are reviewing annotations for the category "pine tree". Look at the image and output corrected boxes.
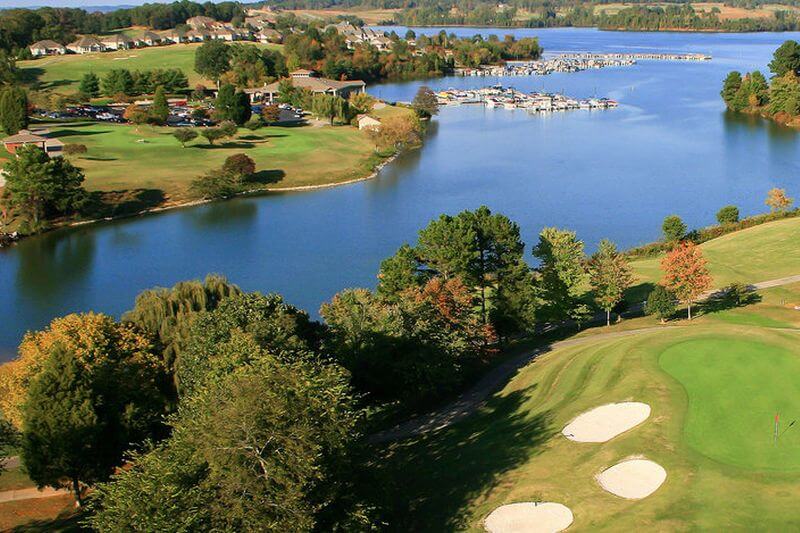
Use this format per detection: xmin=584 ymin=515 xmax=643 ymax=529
xmin=0 ymin=86 xmax=28 ymax=135
xmin=150 ymin=85 xmax=169 ymax=125
xmin=79 ymin=72 xmax=100 ymax=98
xmin=21 ymin=345 xmax=107 ymax=506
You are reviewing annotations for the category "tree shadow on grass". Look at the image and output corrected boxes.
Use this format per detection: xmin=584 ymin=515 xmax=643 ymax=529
xmin=700 ymin=285 xmax=762 ymax=315
xmin=10 ymin=509 xmax=88 ymax=532
xmin=50 ymin=129 xmax=111 ymax=138
xmin=83 ymin=189 xmax=166 ymax=219
xmin=193 ymin=141 xmax=256 ymax=150
xmin=81 ymin=156 xmax=118 ymax=162
xmin=247 ymin=169 xmax=285 ymax=185
xmin=363 ymin=387 xmax=554 ymax=531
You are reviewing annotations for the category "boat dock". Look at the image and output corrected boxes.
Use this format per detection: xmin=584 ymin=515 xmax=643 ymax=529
xmin=456 ymin=51 xmax=711 ymax=77
xmin=436 ymin=86 xmax=618 ymax=113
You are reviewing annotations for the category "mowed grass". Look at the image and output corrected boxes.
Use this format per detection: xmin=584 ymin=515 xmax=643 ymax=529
xmin=660 ymin=335 xmax=800 ymax=471
xmin=371 ymin=324 xmax=800 ymax=531
xmin=18 ymin=42 xmax=280 ymax=92
xmin=632 ymin=217 xmax=800 ymax=289
xmin=2 ymin=121 xmax=382 ymax=203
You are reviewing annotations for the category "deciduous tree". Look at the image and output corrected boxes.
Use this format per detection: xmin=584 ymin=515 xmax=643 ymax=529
xmin=661 ymin=241 xmax=712 ymax=320
xmin=765 ymin=187 xmax=793 ymax=212
xmin=194 ymin=40 xmax=232 ymax=87
xmin=662 ymin=214 xmax=687 ymax=242
xmin=716 ymin=205 xmax=739 ymax=224
xmin=587 ymin=239 xmax=633 ymax=326
xmin=533 ymin=227 xmax=586 ymax=323
xmin=645 ymin=285 xmax=676 ymax=323
xmin=172 ymin=127 xmax=197 ymax=148
xmin=412 ymin=85 xmax=438 ymax=118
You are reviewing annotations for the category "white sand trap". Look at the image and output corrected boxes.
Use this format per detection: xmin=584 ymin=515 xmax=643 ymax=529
xmin=562 ymin=402 xmax=650 ymax=443
xmin=597 ymin=459 xmax=667 ymax=499
xmin=484 ymin=502 xmax=573 ymax=533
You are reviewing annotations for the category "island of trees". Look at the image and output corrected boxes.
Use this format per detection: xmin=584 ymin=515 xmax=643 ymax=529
xmin=721 ymin=40 xmax=800 ymax=126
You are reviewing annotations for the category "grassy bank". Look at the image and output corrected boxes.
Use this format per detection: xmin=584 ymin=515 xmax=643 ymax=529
xmin=0 ymin=117 xmax=402 ymax=232
xmin=18 ymin=42 xmax=280 ymax=93
xmin=631 ymin=216 xmax=800 ymax=288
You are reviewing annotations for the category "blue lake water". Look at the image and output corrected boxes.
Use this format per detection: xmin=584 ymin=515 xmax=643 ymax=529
xmin=1 ymin=27 xmax=799 ymax=359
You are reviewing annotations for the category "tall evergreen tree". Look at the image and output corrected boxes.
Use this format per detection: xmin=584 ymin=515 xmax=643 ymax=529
xmin=0 ymin=86 xmax=28 ymax=135
xmin=720 ymin=71 xmax=742 ymax=108
xmin=150 ymin=85 xmax=169 ymax=125
xmin=22 ymin=345 xmax=110 ymax=506
xmin=768 ymin=40 xmax=800 ymax=77
xmin=79 ymin=72 xmax=100 ymax=98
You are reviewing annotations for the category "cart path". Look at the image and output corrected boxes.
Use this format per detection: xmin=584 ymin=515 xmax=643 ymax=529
xmin=370 ymin=274 xmax=800 ymax=444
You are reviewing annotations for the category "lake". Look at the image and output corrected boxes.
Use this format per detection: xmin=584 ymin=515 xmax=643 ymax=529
xmin=1 ymin=27 xmax=799 ymax=360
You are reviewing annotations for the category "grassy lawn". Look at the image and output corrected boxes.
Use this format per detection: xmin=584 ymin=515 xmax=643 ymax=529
xmin=0 ymin=466 xmax=35 ymax=491
xmin=370 ymin=321 xmax=800 ymax=531
xmin=631 ymin=217 xmax=800 ymax=289
xmin=0 ymin=120 xmax=387 ymax=213
xmin=18 ymin=42 xmax=281 ymax=93
xmin=0 ymin=495 xmax=80 ymax=532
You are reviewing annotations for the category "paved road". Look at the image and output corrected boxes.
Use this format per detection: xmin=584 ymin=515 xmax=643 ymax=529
xmin=370 ymin=274 xmax=800 ymax=444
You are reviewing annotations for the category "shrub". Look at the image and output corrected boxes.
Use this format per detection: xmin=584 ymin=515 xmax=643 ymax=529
xmin=645 ymin=285 xmax=676 ymax=323
xmin=716 ymin=205 xmax=740 ymax=225
xmin=244 ymin=115 xmax=263 ymax=131
xmin=222 ymin=154 xmax=256 ymax=178
xmin=63 ymin=143 xmax=87 ymax=156
xmin=190 ymin=170 xmax=238 ymax=199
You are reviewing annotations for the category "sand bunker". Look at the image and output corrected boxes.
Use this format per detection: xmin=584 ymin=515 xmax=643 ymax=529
xmin=484 ymin=502 xmax=573 ymax=533
xmin=597 ymin=458 xmax=666 ymax=499
xmin=562 ymin=402 xmax=651 ymax=443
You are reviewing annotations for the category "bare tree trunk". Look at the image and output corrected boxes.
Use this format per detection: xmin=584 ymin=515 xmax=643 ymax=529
xmin=72 ymin=476 xmax=82 ymax=507
xmin=687 ymin=302 xmax=692 ymax=320
xmin=606 ymin=309 xmax=611 ymax=326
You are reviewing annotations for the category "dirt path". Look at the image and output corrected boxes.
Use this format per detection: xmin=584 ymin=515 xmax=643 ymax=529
xmin=0 ymin=486 xmax=70 ymax=503
xmin=370 ymin=274 xmax=800 ymax=444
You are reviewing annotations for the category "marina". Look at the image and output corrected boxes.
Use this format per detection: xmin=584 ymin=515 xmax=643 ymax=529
xmin=436 ymin=85 xmax=618 ymax=112
xmin=456 ymin=51 xmax=711 ymax=77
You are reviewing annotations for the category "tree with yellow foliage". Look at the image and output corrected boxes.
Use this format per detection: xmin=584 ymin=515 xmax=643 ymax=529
xmin=0 ymin=312 xmax=160 ymax=429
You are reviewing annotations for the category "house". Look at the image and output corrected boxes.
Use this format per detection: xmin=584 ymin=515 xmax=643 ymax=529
xmin=327 ymin=22 xmax=393 ymax=50
xmin=2 ymin=130 xmax=63 ymax=156
xmin=256 ymin=28 xmax=282 ymax=43
xmin=186 ymin=16 xmax=218 ymax=30
xmin=210 ymin=27 xmax=239 ymax=41
xmin=160 ymin=29 xmax=188 ymax=44
xmin=357 ymin=114 xmax=382 ymax=130
xmin=101 ymin=34 xmax=135 ymax=51
xmin=29 ymin=40 xmax=66 ymax=57
xmin=140 ymin=31 xmax=162 ymax=46
xmin=185 ymin=29 xmax=210 ymax=42
xmin=67 ymin=36 xmax=106 ymax=54
xmin=252 ymin=69 xmax=366 ymax=103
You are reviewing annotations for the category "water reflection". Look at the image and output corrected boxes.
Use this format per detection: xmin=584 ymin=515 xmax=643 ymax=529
xmin=15 ymin=228 xmax=96 ymax=299
xmin=186 ymin=198 xmax=259 ymax=231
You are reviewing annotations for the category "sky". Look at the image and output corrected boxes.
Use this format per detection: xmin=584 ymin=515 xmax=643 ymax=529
xmin=1 ymin=0 xmax=235 ymax=8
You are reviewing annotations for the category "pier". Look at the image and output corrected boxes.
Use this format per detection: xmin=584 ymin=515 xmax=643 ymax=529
xmin=456 ymin=51 xmax=711 ymax=77
xmin=436 ymin=86 xmax=618 ymax=113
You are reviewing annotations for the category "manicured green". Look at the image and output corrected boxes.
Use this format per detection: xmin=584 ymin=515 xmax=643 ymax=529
xmin=0 ymin=121 xmax=384 ymax=203
xmin=372 ymin=324 xmax=800 ymax=531
xmin=19 ymin=42 xmax=280 ymax=93
xmin=660 ymin=336 xmax=800 ymax=470
xmin=633 ymin=217 xmax=800 ymax=287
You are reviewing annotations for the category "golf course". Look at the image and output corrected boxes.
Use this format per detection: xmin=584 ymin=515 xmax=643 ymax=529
xmin=18 ymin=41 xmax=280 ymax=92
xmin=366 ymin=217 xmax=800 ymax=531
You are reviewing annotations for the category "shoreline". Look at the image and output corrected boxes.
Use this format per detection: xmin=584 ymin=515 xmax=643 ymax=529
xmin=0 ymin=151 xmax=403 ymax=248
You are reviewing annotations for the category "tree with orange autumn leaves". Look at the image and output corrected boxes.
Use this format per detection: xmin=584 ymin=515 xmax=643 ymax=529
xmin=0 ymin=312 xmax=162 ymax=429
xmin=321 ymin=276 xmax=496 ymax=406
xmin=660 ymin=241 xmax=713 ymax=320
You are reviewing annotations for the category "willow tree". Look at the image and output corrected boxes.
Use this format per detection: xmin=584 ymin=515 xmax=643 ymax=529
xmin=122 ymin=274 xmax=241 ymax=380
